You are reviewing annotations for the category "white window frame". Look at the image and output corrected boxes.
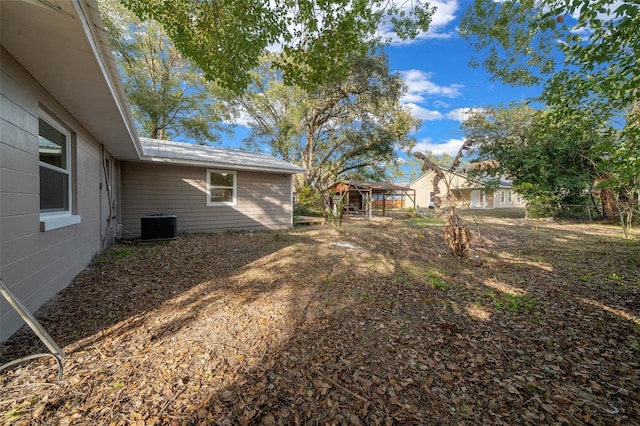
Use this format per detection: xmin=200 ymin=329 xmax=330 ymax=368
xmin=508 ymin=191 xmax=512 ymax=203
xmin=39 ymin=111 xmax=81 ymax=231
xmin=206 ymin=169 xmax=237 ymax=206
xmin=501 ymin=191 xmax=505 ymax=203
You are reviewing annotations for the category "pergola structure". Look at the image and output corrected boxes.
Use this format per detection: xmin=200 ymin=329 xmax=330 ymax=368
xmin=328 ymin=181 xmax=416 ymax=217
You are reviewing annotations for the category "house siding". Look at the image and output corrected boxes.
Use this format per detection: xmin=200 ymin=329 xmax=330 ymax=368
xmin=409 ymin=170 xmax=524 ymax=209
xmin=409 ymin=172 xmax=477 ymax=208
xmin=409 ymin=173 xmax=432 ymax=209
xmin=0 ymin=50 xmax=118 ymax=341
xmin=121 ymin=162 xmax=293 ymax=235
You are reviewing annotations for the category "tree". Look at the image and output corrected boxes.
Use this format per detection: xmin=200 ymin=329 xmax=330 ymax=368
xmin=390 ymin=151 xmax=471 ymax=185
xmin=459 ymin=0 xmax=640 ymax=231
xmin=100 ymin=0 xmax=232 ymax=144
xmin=459 ymin=0 xmax=640 ymax=119
xmin=227 ymin=54 xmax=309 ymax=162
xmin=228 ymin=51 xmax=420 ymax=212
xmin=119 ymin=0 xmax=435 ymax=93
xmin=462 ymin=103 xmax=604 ymax=207
xmin=414 ymin=140 xmax=475 ymax=257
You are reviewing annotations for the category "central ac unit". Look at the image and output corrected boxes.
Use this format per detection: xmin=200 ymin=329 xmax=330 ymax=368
xmin=140 ymin=214 xmax=177 ymax=242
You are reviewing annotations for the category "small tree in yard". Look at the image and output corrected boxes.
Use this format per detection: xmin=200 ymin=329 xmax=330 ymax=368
xmin=414 ymin=140 xmax=475 ymax=257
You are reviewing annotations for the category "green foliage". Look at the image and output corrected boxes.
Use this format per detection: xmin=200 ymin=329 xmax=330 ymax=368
xmin=100 ymin=0 xmax=231 ymax=144
xmin=429 ymin=275 xmax=451 ymax=291
xmin=95 ymin=245 xmax=138 ymax=265
xmin=464 ymin=103 xmax=601 ymax=205
xmin=230 ymin=51 xmax=419 ymax=212
xmin=459 ymin=0 xmax=640 ymax=232
xmin=120 ymin=0 xmax=435 ymax=93
xmin=295 ymin=184 xmax=323 ymax=214
xmin=491 ymin=292 xmax=540 ymax=314
xmin=293 ymin=203 xmax=324 ymax=217
xmin=517 ymin=183 xmax=561 ymax=206
xmin=460 ymin=0 xmax=640 ymax=117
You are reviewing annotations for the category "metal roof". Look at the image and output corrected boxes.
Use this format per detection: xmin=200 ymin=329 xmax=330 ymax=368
xmin=341 ymin=181 xmax=411 ymax=192
xmin=139 ymin=138 xmax=305 ymax=174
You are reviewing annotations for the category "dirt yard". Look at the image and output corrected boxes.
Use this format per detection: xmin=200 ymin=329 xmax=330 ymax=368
xmin=1 ymin=216 xmax=639 ymax=425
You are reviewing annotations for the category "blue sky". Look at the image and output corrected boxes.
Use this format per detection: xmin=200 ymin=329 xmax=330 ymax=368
xmin=224 ymin=1 xmax=543 ymax=167
xmin=384 ymin=0 xmax=541 ymax=158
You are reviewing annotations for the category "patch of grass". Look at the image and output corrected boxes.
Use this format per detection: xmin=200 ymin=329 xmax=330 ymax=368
xmin=492 ymin=292 xmax=540 ymax=314
xmin=404 ymin=216 xmax=442 ymax=227
xmin=361 ymin=292 xmax=376 ymax=302
xmin=609 ymin=272 xmax=622 ymax=281
xmin=400 ymin=261 xmax=450 ymax=290
xmin=94 ymin=245 xmax=139 ymax=266
xmin=2 ymin=405 xmax=26 ymax=420
xmin=112 ymin=246 xmax=137 ymax=258
xmin=2 ymin=397 xmax=40 ymax=422
xmin=429 ymin=275 xmax=451 ymax=291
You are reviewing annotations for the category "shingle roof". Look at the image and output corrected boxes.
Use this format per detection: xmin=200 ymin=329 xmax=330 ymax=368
xmin=139 ymin=138 xmax=305 ymax=174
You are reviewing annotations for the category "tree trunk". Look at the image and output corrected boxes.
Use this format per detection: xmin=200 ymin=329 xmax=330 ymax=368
xmin=601 ymin=188 xmax=616 ymax=221
xmin=444 ymin=206 xmax=472 ymax=257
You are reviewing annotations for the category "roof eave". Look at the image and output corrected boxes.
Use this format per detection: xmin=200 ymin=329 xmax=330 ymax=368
xmin=1 ymin=0 xmax=142 ymax=160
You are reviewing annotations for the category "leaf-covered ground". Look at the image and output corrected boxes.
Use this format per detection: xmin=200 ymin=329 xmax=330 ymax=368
xmin=1 ymin=216 xmax=639 ymax=425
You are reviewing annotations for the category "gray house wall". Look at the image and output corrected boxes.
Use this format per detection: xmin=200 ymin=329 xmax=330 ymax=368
xmin=121 ymin=162 xmax=294 ymax=235
xmin=0 ymin=49 xmax=117 ymax=342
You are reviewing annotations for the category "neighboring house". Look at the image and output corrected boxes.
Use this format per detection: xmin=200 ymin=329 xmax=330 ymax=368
xmin=409 ymin=168 xmax=524 ymax=209
xmin=0 ymin=1 xmax=302 ymax=342
xmin=120 ymin=138 xmax=304 ymax=235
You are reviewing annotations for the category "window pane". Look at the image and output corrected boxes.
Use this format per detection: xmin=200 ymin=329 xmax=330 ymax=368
xmin=210 ymin=188 xmax=233 ymax=203
xmin=39 ymin=118 xmax=66 ymax=169
xmin=40 ymin=166 xmax=69 ymax=212
xmin=209 ymin=172 xmax=233 ymax=187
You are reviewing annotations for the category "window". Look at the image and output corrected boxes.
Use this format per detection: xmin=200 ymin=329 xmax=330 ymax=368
xmin=501 ymin=191 xmax=505 ymax=203
xmin=207 ymin=169 xmax=236 ymax=206
xmin=508 ymin=191 xmax=512 ymax=203
xmin=39 ymin=112 xmax=80 ymax=231
xmin=39 ymin=116 xmax=69 ymax=212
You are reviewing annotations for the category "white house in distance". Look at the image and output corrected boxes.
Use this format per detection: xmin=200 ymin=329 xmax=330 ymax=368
xmin=409 ymin=168 xmax=525 ymax=210
xmin=0 ymin=1 xmax=302 ymax=342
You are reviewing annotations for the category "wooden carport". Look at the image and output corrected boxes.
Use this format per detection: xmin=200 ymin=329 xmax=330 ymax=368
xmin=328 ymin=181 xmax=416 ymax=217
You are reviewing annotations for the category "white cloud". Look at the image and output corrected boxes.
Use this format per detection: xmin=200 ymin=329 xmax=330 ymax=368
xmin=446 ymin=107 xmax=484 ymax=122
xmin=406 ymin=103 xmax=443 ymax=121
xmin=400 ymin=69 xmax=463 ymax=102
xmin=382 ymin=0 xmax=461 ymax=44
xmin=419 ymin=0 xmax=460 ymax=39
xmin=229 ymin=108 xmax=254 ymax=128
xmin=412 ymin=138 xmax=466 ymax=156
xmin=569 ymin=26 xmax=593 ymax=41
